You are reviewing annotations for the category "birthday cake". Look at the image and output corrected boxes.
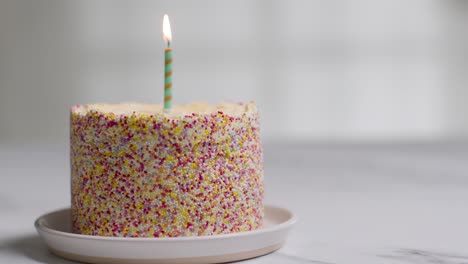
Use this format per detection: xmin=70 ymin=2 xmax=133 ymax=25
xmin=70 ymin=102 xmax=264 ymax=237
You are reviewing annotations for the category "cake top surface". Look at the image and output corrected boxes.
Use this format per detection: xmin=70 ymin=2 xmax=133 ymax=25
xmin=71 ymin=101 xmax=257 ymax=118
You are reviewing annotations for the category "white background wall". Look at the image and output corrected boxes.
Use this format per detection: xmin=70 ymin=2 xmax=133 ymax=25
xmin=1 ymin=0 xmax=467 ymax=144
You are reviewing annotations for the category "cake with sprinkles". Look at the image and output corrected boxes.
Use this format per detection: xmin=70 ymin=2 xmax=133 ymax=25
xmin=70 ymin=102 xmax=264 ymax=237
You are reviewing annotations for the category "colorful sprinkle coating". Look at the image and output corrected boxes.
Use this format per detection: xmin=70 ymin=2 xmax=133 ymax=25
xmin=70 ymin=102 xmax=264 ymax=237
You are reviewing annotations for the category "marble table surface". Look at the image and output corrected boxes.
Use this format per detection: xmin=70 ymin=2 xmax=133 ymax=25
xmin=1 ymin=141 xmax=468 ymax=263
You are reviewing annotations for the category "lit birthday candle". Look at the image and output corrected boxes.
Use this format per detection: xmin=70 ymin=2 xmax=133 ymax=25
xmin=163 ymin=14 xmax=173 ymax=111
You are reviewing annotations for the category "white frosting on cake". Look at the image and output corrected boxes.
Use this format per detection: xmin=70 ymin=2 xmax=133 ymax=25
xmin=71 ymin=102 xmax=257 ymax=118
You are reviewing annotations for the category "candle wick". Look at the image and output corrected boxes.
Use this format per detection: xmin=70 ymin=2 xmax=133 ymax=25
xmin=167 ymin=40 xmax=171 ymax=48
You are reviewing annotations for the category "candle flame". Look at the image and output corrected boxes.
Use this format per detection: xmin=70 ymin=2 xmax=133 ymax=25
xmin=163 ymin=14 xmax=172 ymax=45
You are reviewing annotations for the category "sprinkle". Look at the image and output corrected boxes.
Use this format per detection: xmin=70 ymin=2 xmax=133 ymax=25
xmin=70 ymin=103 xmax=264 ymax=237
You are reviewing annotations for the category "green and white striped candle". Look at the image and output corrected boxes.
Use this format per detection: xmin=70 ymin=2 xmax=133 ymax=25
xmin=163 ymin=14 xmax=173 ymax=111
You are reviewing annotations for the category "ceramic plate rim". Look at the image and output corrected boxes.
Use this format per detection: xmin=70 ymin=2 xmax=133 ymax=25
xmin=35 ymin=205 xmax=297 ymax=242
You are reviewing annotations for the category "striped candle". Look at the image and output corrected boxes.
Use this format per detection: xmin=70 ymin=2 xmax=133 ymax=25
xmin=163 ymin=14 xmax=173 ymax=111
xmin=164 ymin=48 xmax=173 ymax=110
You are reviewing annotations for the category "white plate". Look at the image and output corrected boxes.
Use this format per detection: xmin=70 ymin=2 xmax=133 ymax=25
xmin=35 ymin=205 xmax=296 ymax=264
